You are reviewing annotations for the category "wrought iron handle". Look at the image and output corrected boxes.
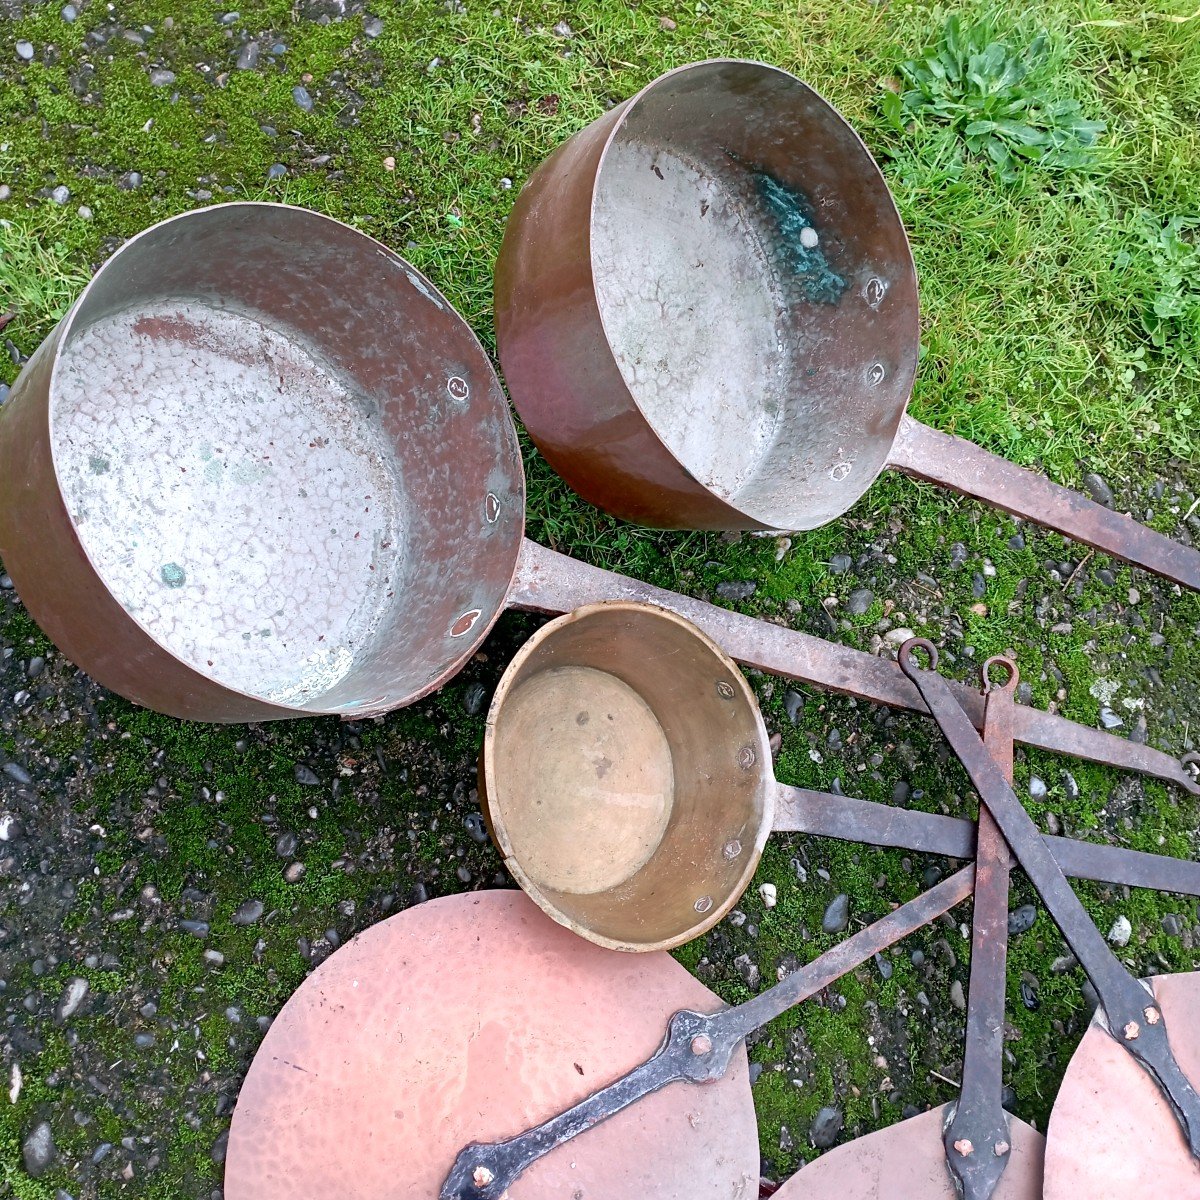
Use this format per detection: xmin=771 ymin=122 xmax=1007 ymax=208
xmin=943 ymin=655 xmax=1019 ymax=1200
xmin=888 ymin=415 xmax=1200 ymax=591
xmin=899 ymin=639 xmax=1200 ymax=1161
xmin=439 ymin=1007 xmax=733 ymax=1200
xmin=441 ymin=866 xmax=977 ymax=1199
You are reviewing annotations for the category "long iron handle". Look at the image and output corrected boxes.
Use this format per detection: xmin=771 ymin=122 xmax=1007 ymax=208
xmin=773 ymin=783 xmax=1200 ymax=896
xmin=511 ymin=539 xmax=1200 ymax=796
xmin=944 ymin=659 xmax=1019 ymax=1200
xmin=888 ymin=415 xmax=1200 ymax=591
xmin=899 ymin=640 xmax=1200 ymax=1160
xmin=439 ymin=866 xmax=976 ymax=1200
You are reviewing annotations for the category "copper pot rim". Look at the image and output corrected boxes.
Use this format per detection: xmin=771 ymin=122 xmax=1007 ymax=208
xmin=482 ymin=599 xmax=775 ymax=952
xmin=36 ymin=201 xmax=526 ymax=717
xmin=581 ymin=58 xmax=922 ymax=530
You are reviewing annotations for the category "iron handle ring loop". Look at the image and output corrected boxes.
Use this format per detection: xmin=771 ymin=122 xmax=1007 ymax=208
xmin=980 ymin=654 xmax=1019 ymax=696
xmin=896 ymin=637 xmax=939 ymax=673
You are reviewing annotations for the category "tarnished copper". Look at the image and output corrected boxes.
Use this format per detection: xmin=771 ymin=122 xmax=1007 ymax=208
xmin=0 ymin=203 xmax=525 ymax=721
xmin=224 ymin=890 xmax=759 ymax=1200
xmin=495 ymin=60 xmax=1200 ymax=590
xmin=1044 ymin=972 xmax=1200 ymax=1198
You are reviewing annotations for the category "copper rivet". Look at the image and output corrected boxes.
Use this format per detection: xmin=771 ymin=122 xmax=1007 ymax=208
xmin=1145 ymin=1006 xmax=1161 ymax=1025
xmin=694 ymin=895 xmax=713 ymax=914
xmin=994 ymin=1140 xmax=1010 ymax=1157
xmin=723 ymin=840 xmax=742 ymax=861
xmin=738 ymin=745 xmax=756 ymax=769
xmin=953 ymin=1138 xmax=974 ymax=1157
xmin=447 ymin=376 xmax=469 ymax=400
xmin=1124 ymin=1020 xmax=1140 ymax=1040
xmin=716 ymin=681 xmax=735 ymax=699
xmin=691 ymin=1035 xmax=713 ymax=1056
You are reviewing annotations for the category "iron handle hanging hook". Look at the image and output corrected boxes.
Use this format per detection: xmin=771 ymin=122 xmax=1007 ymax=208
xmin=898 ymin=639 xmax=1200 ymax=1163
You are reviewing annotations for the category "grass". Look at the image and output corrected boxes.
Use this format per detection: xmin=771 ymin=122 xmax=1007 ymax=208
xmin=0 ymin=0 xmax=1198 ymax=1193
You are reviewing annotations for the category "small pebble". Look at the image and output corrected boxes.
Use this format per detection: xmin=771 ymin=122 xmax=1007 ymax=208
xmin=846 ymin=587 xmax=874 ymax=616
xmin=734 ymin=953 xmax=759 ymax=989
xmin=236 ymin=41 xmax=259 ymax=70
xmin=716 ymin=580 xmax=755 ymax=602
xmin=1099 ymin=707 xmax=1124 ymax=730
xmin=0 ymin=185 xmax=10 ymax=202
xmin=949 ymin=980 xmax=965 ymax=1010
xmin=50 ymin=185 xmax=70 ymax=205
xmin=3 ymin=761 xmax=32 ymax=785
xmin=464 ymin=812 xmax=489 ymax=844
xmin=1107 ymin=915 xmax=1132 ymax=947
xmin=284 ymin=862 xmax=306 ymax=883
xmin=784 ymin=689 xmax=804 ymax=724
xmin=23 ymin=1121 xmax=55 ymax=1177
xmin=759 ymin=883 xmax=777 ymax=909
xmin=149 ymin=68 xmax=176 ymax=86
xmin=884 ymin=627 xmax=915 ymax=647
xmin=62 ymin=3 xmax=78 ymax=19
xmin=463 ymin=681 xmax=487 ymax=716
xmin=799 ymin=225 xmax=819 ymax=249
xmin=1083 ymin=472 xmax=1114 ymax=507
xmin=810 ymin=1106 xmax=843 ymax=1149
xmin=1008 ymin=904 xmax=1036 ymax=935
xmin=363 ymin=15 xmax=383 ymax=36
xmin=267 ymin=163 xmax=288 ymax=179
xmin=204 ymin=949 xmax=225 ymax=967
xmin=292 ymin=85 xmax=313 ymax=111
xmin=829 ymin=553 xmax=852 ymax=574
xmin=231 ymin=899 xmax=264 ymax=925
xmin=1028 ymin=776 xmax=1047 ymax=799
xmin=118 ymin=170 xmax=142 ymax=190
xmin=1162 ymin=914 xmax=1182 ymax=938
xmin=16 ymin=41 xmax=34 ymax=60
xmin=821 ymin=893 xmax=850 ymax=934
xmin=293 ymin=764 xmax=320 ymax=787
xmin=56 ymin=977 xmax=88 ymax=1022
xmin=27 ymin=656 xmax=45 ymax=678
xmin=180 ymin=919 xmax=210 ymax=939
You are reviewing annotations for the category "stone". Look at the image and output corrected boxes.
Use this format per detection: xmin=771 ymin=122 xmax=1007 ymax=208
xmin=891 ymin=780 xmax=911 ymax=806
xmin=463 ymin=681 xmax=487 ymax=715
xmin=293 ymin=764 xmax=320 ymax=787
xmin=276 ymin=831 xmax=299 ymax=856
xmin=950 ymin=980 xmax=965 ymax=1010
xmin=759 ymin=883 xmax=777 ymax=909
xmin=27 ymin=656 xmax=45 ymax=678
xmin=1099 ymin=707 xmax=1124 ymax=730
xmin=810 ymin=1106 xmax=843 ymax=1149
xmin=1162 ymin=914 xmax=1183 ymax=938
xmin=821 ymin=893 xmax=850 ymax=934
xmin=236 ymin=41 xmax=259 ymax=69
xmin=464 ymin=812 xmax=489 ymax=844
xmin=118 ymin=171 xmax=142 ymax=190
xmin=784 ymin=689 xmax=804 ymax=724
xmin=16 ymin=41 xmax=34 ymax=60
xmin=716 ymin=580 xmax=755 ymax=602
xmin=1062 ymin=771 xmax=1080 ymax=800
xmin=62 ymin=3 xmax=78 ymax=19
xmin=3 ymin=761 xmax=32 ymax=785
xmin=292 ymin=85 xmax=313 ymax=111
xmin=363 ymin=15 xmax=383 ymax=36
xmin=150 ymin=68 xmax=176 ymax=87
xmin=284 ymin=861 xmax=306 ymax=883
xmin=231 ymin=899 xmax=264 ymax=925
xmin=267 ymin=163 xmax=288 ymax=179
xmin=1007 ymin=533 xmax=1025 ymax=550
xmin=552 ymin=20 xmax=573 ymax=36
xmin=829 ymin=554 xmax=852 ymax=574
xmin=1008 ymin=904 xmax=1036 ymax=935
xmin=56 ymin=977 xmax=88 ymax=1022
xmin=23 ymin=1121 xmax=55 ymax=1177
xmin=211 ymin=1129 xmax=229 ymax=1164
xmin=884 ymin=627 xmax=916 ymax=647
xmin=0 ymin=186 xmax=9 ymax=202
xmin=180 ymin=919 xmax=210 ymax=939
xmin=733 ymin=954 xmax=759 ymax=989
xmin=1028 ymin=776 xmax=1047 ymax=799
xmin=1107 ymin=915 xmax=1132 ymax=947
xmin=1083 ymin=472 xmax=1114 ymax=507
xmin=50 ymin=185 xmax=70 ymax=205
xmin=846 ymin=588 xmax=873 ymax=616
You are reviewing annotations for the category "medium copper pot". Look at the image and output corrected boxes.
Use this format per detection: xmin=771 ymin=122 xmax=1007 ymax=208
xmin=496 ymin=59 xmax=1200 ymax=589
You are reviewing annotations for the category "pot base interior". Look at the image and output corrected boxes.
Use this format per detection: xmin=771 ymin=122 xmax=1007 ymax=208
xmin=492 ymin=664 xmax=675 ymax=896
xmin=53 ymin=300 xmax=408 ymax=706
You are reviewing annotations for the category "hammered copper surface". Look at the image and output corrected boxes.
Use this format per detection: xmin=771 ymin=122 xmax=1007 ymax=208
xmin=1043 ymin=971 xmax=1200 ymax=1198
xmin=224 ymin=890 xmax=759 ymax=1200
xmin=482 ymin=602 xmax=774 ymax=951
xmin=773 ymin=1106 xmax=1044 ymax=1199
xmin=0 ymin=202 xmax=525 ymax=720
